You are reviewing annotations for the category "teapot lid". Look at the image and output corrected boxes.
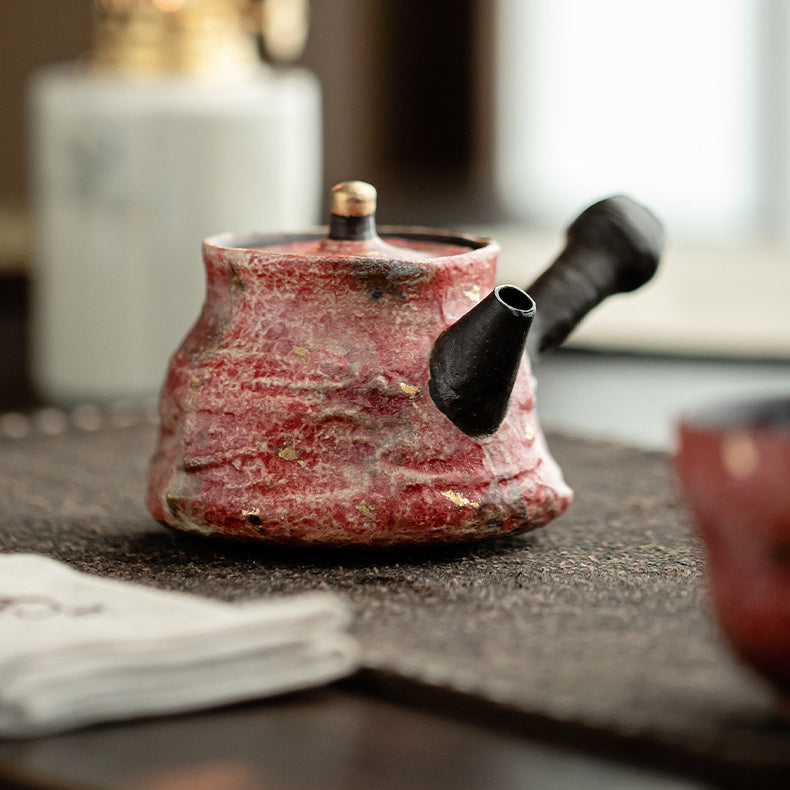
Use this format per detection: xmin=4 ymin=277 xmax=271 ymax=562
xmin=256 ymin=181 xmax=490 ymax=261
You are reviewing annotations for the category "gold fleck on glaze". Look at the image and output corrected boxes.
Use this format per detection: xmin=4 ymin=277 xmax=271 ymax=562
xmin=190 ymin=375 xmax=201 ymax=391
xmin=721 ymin=433 xmax=759 ymax=479
xmin=242 ymin=508 xmax=260 ymax=517
xmin=440 ymin=490 xmax=480 ymax=509
xmin=292 ymin=345 xmax=310 ymax=361
xmin=399 ymin=383 xmax=420 ymax=399
xmin=355 ymin=503 xmax=376 ymax=519
xmin=278 ymin=444 xmax=308 ymax=468
xmin=464 ymin=284 xmax=481 ymax=302
xmin=229 ymin=263 xmax=245 ymax=291
xmin=173 ymin=512 xmax=215 ymax=536
xmin=165 ymin=493 xmax=179 ymax=514
xmin=524 ymin=422 xmax=535 ymax=440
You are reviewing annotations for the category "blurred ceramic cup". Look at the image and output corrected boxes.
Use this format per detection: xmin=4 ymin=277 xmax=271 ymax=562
xmin=677 ymin=397 xmax=790 ymax=700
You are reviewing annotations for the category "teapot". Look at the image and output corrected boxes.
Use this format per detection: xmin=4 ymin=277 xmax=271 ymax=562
xmin=147 ymin=182 xmax=662 ymax=546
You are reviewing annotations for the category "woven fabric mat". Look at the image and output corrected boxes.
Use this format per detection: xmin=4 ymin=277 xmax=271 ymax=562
xmin=1 ymin=419 xmax=788 ymax=782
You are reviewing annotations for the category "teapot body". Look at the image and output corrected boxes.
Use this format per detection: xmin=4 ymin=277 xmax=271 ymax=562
xmin=147 ymin=228 xmax=572 ymax=545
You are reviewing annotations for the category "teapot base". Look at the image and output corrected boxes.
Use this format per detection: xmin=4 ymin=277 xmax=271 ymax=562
xmin=157 ymin=517 xmax=546 ymax=548
xmin=150 ymin=474 xmax=571 ymax=548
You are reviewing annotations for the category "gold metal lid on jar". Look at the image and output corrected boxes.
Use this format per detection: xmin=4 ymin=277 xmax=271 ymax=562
xmin=91 ymin=0 xmax=309 ymax=77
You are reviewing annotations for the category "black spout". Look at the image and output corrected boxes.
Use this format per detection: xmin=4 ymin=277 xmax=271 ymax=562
xmin=429 ymin=285 xmax=535 ymax=437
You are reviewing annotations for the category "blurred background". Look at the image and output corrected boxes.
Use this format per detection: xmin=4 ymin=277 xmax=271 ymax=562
xmin=2 ymin=0 xmax=790 ymax=448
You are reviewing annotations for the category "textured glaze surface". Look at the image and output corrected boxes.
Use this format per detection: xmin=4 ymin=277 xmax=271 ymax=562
xmin=147 ymin=229 xmax=572 ymax=545
xmin=677 ymin=404 xmax=790 ymax=697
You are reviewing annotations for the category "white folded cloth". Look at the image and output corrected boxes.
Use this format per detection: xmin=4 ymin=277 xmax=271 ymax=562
xmin=0 ymin=553 xmax=358 ymax=737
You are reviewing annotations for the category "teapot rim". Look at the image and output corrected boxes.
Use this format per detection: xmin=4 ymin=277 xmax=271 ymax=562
xmin=203 ymin=225 xmax=498 ymax=260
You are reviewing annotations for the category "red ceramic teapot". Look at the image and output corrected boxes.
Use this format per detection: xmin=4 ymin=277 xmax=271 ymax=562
xmin=147 ymin=182 xmax=662 ymax=546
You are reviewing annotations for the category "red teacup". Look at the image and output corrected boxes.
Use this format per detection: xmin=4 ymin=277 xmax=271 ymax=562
xmin=677 ymin=397 xmax=790 ymax=697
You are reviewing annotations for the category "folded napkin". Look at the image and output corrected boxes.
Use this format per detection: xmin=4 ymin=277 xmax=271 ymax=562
xmin=0 ymin=554 xmax=358 ymax=737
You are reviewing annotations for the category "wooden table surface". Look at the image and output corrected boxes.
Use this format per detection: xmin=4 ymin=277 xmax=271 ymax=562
xmin=0 ymin=685 xmax=704 ymax=790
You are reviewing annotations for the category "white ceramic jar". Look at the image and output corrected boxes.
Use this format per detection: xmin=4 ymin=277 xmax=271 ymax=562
xmin=29 ymin=3 xmax=321 ymax=403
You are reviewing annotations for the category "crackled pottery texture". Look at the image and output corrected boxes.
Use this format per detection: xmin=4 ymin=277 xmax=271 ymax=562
xmin=147 ymin=230 xmax=572 ymax=546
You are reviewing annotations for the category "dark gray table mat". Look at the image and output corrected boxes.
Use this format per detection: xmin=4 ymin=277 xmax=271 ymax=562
xmin=1 ymin=416 xmax=788 ymax=783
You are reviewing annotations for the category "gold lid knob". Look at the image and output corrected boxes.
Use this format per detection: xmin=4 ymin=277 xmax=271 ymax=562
xmin=331 ymin=181 xmax=377 ymax=218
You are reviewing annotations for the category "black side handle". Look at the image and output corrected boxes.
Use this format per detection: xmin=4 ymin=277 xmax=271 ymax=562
xmin=525 ymin=196 xmax=664 ymax=356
